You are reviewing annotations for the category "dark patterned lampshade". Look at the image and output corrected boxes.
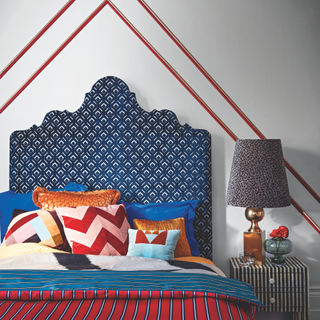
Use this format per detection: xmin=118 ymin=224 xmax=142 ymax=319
xmin=226 ymin=139 xmax=291 ymax=208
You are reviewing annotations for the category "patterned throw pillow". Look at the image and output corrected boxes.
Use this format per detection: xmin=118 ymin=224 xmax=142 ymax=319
xmin=56 ymin=204 xmax=130 ymax=256
xmin=1 ymin=210 xmax=69 ymax=251
xmin=126 ymin=229 xmax=180 ymax=260
xmin=133 ymin=217 xmax=191 ymax=258
xmin=33 ymin=188 xmax=121 ymax=211
xmin=121 ymin=200 xmax=199 ymax=256
xmin=0 ymin=182 xmax=87 ymax=241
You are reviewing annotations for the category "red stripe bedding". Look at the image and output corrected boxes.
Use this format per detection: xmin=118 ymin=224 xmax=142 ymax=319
xmin=0 ymin=295 xmax=255 ymax=320
xmin=0 ymin=252 xmax=262 ymax=319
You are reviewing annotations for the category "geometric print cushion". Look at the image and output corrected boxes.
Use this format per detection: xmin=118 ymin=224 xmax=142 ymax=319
xmin=126 ymin=229 xmax=181 ymax=260
xmin=2 ymin=210 xmax=68 ymax=251
xmin=133 ymin=217 xmax=191 ymax=258
xmin=123 ymin=200 xmax=199 ymax=256
xmin=55 ymin=204 xmax=130 ymax=256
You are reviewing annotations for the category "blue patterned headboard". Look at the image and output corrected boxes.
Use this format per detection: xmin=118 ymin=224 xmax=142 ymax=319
xmin=9 ymin=76 xmax=212 ymax=259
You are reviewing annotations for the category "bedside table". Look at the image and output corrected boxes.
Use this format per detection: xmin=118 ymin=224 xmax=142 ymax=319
xmin=230 ymin=257 xmax=309 ymax=320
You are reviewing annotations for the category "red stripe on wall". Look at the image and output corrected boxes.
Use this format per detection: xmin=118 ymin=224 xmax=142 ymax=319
xmin=137 ymin=0 xmax=320 ymax=234
xmin=0 ymin=0 xmax=76 ymax=79
xmin=108 ymin=1 xmax=237 ymax=141
xmin=1 ymin=0 xmax=318 ymax=234
xmin=0 ymin=0 xmax=110 ymax=114
xmin=137 ymin=0 xmax=262 ymax=139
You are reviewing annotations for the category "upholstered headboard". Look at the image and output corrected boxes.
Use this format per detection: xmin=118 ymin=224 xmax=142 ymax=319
xmin=9 ymin=76 xmax=212 ymax=259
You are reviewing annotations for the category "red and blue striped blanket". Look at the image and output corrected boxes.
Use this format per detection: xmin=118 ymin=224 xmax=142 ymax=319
xmin=0 ymin=253 xmax=263 ymax=319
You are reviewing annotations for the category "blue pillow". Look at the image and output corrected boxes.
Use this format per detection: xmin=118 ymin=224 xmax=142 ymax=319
xmin=0 ymin=182 xmax=87 ymax=241
xmin=121 ymin=200 xmax=199 ymax=256
xmin=126 ymin=229 xmax=180 ymax=260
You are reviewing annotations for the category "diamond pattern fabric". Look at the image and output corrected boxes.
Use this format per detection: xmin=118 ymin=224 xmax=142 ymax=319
xmin=9 ymin=76 xmax=212 ymax=259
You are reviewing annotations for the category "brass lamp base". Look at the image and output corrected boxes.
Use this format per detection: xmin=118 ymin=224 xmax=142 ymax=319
xmin=244 ymin=207 xmax=266 ymax=265
xmin=244 ymin=230 xmax=266 ymax=265
xmin=245 ymin=207 xmax=264 ymax=232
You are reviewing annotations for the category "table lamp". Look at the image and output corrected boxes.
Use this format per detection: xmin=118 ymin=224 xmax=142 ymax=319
xmin=226 ymin=139 xmax=291 ymax=265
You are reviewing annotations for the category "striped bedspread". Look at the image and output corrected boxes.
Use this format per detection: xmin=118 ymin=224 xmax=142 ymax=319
xmin=0 ymin=253 xmax=263 ymax=319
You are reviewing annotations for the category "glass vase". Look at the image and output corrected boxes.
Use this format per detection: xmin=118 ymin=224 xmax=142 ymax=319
xmin=264 ymin=237 xmax=292 ymax=265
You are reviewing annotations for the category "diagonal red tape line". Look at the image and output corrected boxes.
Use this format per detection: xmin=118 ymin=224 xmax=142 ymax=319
xmin=0 ymin=0 xmax=110 ymax=114
xmin=0 ymin=0 xmax=76 ymax=79
xmin=1 ymin=1 xmax=318 ymax=234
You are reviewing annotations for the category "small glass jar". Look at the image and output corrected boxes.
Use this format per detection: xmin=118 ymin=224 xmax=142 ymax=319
xmin=264 ymin=237 xmax=292 ymax=264
xmin=239 ymin=251 xmax=255 ymax=266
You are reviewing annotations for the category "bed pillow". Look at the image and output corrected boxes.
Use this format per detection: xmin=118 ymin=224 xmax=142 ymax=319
xmin=56 ymin=204 xmax=130 ymax=256
xmin=0 ymin=182 xmax=87 ymax=241
xmin=122 ymin=200 xmax=199 ymax=256
xmin=1 ymin=209 xmax=70 ymax=251
xmin=126 ymin=229 xmax=180 ymax=260
xmin=133 ymin=217 xmax=191 ymax=258
xmin=33 ymin=187 xmax=121 ymax=211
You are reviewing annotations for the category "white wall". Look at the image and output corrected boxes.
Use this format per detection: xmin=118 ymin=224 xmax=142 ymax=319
xmin=1 ymin=0 xmax=319 ymax=318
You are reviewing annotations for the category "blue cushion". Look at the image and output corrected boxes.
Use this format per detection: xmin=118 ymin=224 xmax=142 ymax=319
xmin=0 ymin=182 xmax=87 ymax=241
xmin=126 ymin=229 xmax=180 ymax=260
xmin=121 ymin=200 xmax=199 ymax=256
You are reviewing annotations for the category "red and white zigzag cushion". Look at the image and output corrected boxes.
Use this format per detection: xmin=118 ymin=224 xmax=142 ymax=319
xmin=56 ymin=204 xmax=130 ymax=256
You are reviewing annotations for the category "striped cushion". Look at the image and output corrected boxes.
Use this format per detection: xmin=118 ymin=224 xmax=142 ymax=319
xmin=2 ymin=210 xmax=68 ymax=250
xmin=56 ymin=204 xmax=130 ymax=255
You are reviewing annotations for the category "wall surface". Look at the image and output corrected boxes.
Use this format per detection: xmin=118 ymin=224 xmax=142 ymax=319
xmin=0 ymin=1 xmax=319 ymax=318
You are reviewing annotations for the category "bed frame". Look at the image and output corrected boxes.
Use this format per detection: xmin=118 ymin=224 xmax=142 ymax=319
xmin=9 ymin=76 xmax=212 ymax=259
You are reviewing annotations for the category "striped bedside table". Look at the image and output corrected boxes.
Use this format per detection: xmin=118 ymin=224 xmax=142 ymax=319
xmin=230 ymin=257 xmax=309 ymax=320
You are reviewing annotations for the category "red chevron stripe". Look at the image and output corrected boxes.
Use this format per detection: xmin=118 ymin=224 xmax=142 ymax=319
xmin=62 ymin=208 xmax=96 ymax=232
xmin=96 ymin=206 xmax=127 ymax=227
xmin=71 ymin=226 xmax=128 ymax=255
xmin=62 ymin=207 xmax=126 ymax=233
xmin=57 ymin=204 xmax=130 ymax=255
xmin=105 ymin=229 xmax=128 ymax=253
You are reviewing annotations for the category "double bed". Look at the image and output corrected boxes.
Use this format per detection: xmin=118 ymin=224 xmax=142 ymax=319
xmin=0 ymin=76 xmax=262 ymax=319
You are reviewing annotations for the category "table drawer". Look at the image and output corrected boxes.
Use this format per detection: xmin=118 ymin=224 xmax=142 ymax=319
xmin=230 ymin=257 xmax=309 ymax=316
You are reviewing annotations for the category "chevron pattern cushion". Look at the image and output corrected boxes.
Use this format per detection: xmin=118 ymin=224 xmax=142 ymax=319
xmin=56 ymin=204 xmax=130 ymax=256
xmin=126 ymin=229 xmax=180 ymax=260
xmin=0 ymin=183 xmax=87 ymax=242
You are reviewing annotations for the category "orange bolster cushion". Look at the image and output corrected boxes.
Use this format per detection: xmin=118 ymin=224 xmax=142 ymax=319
xmin=33 ymin=187 xmax=121 ymax=211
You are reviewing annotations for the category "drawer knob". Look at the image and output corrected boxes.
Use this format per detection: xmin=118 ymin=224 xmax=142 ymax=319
xmin=270 ymin=297 xmax=276 ymax=304
xmin=269 ymin=278 xmax=275 ymax=284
